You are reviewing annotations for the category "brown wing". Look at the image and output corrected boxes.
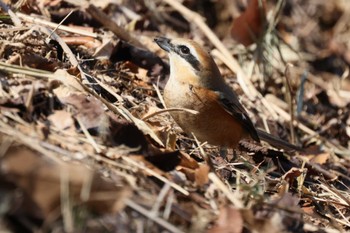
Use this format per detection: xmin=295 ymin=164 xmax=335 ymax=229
xmin=215 ymin=91 xmax=260 ymax=142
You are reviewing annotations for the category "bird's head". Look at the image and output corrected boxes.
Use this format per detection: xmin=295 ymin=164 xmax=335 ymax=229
xmin=154 ymin=37 xmax=223 ymax=88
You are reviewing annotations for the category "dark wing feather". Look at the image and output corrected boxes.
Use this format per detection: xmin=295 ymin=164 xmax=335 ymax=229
xmin=215 ymin=91 xmax=260 ymax=142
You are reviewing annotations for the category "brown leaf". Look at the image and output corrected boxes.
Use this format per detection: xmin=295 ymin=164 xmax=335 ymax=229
xmin=93 ymin=38 xmax=116 ymax=59
xmin=302 ymin=205 xmax=315 ymax=215
xmin=272 ymin=193 xmax=303 ymax=232
xmin=242 ymin=208 xmax=283 ymax=233
xmin=195 ymin=163 xmax=210 ymax=186
xmin=50 ymin=69 xmax=85 ymax=100
xmin=231 ymin=0 xmax=266 ymax=46
xmin=281 ymin=167 xmax=304 ymax=183
xmin=244 ymin=193 xmax=302 ymax=233
xmin=9 ymin=53 xmax=58 ymax=71
xmin=60 ymin=93 xmax=106 ymax=130
xmin=61 ymin=36 xmax=101 ymax=49
xmin=179 ymin=167 xmax=195 ymax=182
xmin=179 ymin=151 xmax=200 ymax=170
xmin=310 ymin=152 xmax=330 ymax=165
xmin=1 ymin=148 xmax=130 ymax=218
xmin=208 ymin=206 xmax=243 ymax=233
xmin=48 ymin=110 xmax=75 ymax=132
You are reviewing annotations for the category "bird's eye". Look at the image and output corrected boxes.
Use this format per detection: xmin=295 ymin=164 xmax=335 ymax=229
xmin=179 ymin=45 xmax=190 ymax=54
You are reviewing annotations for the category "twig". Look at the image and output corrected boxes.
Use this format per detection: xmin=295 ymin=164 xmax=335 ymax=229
xmin=305 ymin=161 xmax=337 ymax=181
xmin=89 ymin=76 xmax=124 ymax=103
xmin=284 ymin=63 xmax=296 ymax=143
xmin=32 ymin=25 xmax=160 ymax=149
xmin=85 ymin=4 xmax=145 ymax=49
xmin=320 ymin=182 xmax=350 ymax=206
xmin=142 ymin=108 xmax=198 ymax=121
xmin=296 ymin=71 xmax=307 ymax=116
xmin=307 ymin=196 xmax=350 ymax=208
xmin=192 ymin=133 xmax=216 ymax=172
xmin=303 ymin=223 xmax=340 ymax=233
xmin=188 ymin=141 xmax=208 ymax=156
xmin=122 ymin=156 xmax=189 ymax=196
xmin=163 ymin=189 xmax=174 ymax=219
xmin=333 ymin=205 xmax=350 ymax=227
xmin=0 ymin=61 xmax=53 ymax=78
xmin=78 ymin=80 xmax=165 ymax=147
xmin=41 ymin=136 xmax=138 ymax=186
xmin=0 ymin=26 xmax=30 ymax=33
xmin=271 ymin=103 xmax=350 ymax=156
xmin=208 ymin=172 xmax=243 ymax=208
xmin=38 ymin=26 xmax=80 ymax=68
xmin=17 ymin=12 xmax=97 ymax=38
xmin=24 ymin=82 xmax=34 ymax=111
xmin=153 ymin=83 xmax=166 ymax=108
xmin=117 ymin=104 xmax=165 ymax=146
xmin=76 ymin=116 xmax=101 ymax=154
xmin=48 ymin=10 xmax=74 ymax=38
xmin=0 ymin=0 xmax=22 ymax=26
xmin=151 ymin=183 xmax=171 ymax=215
xmin=0 ymin=118 xmax=62 ymax=164
xmin=60 ymin=167 xmax=74 ymax=232
xmin=125 ymin=198 xmax=185 ymax=233
xmin=31 ymin=24 xmax=92 ymax=88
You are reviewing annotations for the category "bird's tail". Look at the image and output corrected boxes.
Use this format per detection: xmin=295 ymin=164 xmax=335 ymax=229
xmin=256 ymin=129 xmax=302 ymax=152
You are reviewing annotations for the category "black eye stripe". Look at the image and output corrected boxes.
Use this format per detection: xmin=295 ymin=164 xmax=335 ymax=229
xmin=174 ymin=45 xmax=200 ymax=71
xmin=184 ymin=54 xmax=200 ymax=71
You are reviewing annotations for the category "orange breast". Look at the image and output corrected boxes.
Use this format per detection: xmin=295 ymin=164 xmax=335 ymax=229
xmin=164 ymin=82 xmax=247 ymax=148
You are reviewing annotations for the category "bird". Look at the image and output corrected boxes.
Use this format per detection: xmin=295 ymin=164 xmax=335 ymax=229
xmin=154 ymin=36 xmax=299 ymax=151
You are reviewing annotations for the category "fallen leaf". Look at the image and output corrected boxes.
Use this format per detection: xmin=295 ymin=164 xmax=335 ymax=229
xmin=231 ymin=0 xmax=266 ymax=46
xmin=93 ymin=38 xmax=117 ymax=59
xmin=310 ymin=152 xmax=330 ymax=165
xmin=195 ymin=163 xmax=210 ymax=186
xmin=178 ymin=151 xmax=200 ymax=170
xmin=50 ymin=69 xmax=85 ymax=99
xmin=61 ymin=93 xmax=107 ymax=130
xmin=281 ymin=167 xmax=304 ymax=183
xmin=302 ymin=205 xmax=315 ymax=215
xmin=208 ymin=206 xmax=243 ymax=233
xmin=1 ymin=147 xmax=131 ymax=218
xmin=48 ymin=110 xmax=75 ymax=132
xmin=61 ymin=36 xmax=101 ymax=49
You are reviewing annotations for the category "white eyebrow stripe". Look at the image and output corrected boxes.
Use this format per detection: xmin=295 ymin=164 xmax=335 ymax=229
xmin=188 ymin=46 xmax=200 ymax=61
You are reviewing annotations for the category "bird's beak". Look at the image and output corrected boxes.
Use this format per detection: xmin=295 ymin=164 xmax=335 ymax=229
xmin=154 ymin=37 xmax=172 ymax=52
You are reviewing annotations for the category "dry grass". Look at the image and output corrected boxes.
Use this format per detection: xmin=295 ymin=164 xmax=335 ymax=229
xmin=0 ymin=0 xmax=350 ymax=232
